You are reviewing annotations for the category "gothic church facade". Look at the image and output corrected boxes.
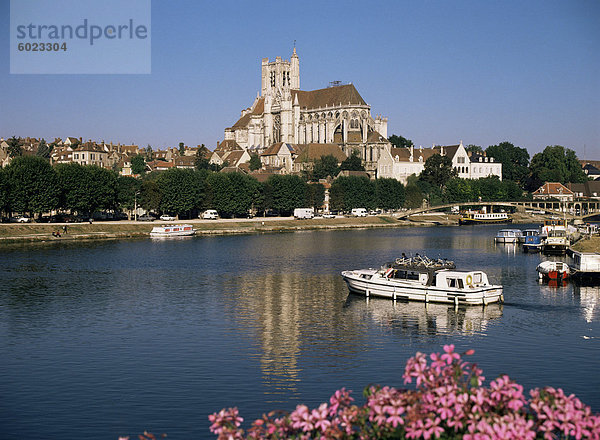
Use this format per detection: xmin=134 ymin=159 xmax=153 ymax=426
xmin=223 ymin=49 xmax=391 ymax=170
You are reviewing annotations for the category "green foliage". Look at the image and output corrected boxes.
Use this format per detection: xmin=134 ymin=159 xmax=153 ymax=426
xmin=443 ymin=177 xmax=523 ymax=203
xmin=528 ymin=145 xmax=587 ymax=191
xmin=340 ymin=152 xmax=365 ymax=172
xmin=0 ymin=167 xmax=9 ymax=213
xmin=465 ymin=144 xmax=483 ymax=155
xmin=140 ymin=179 xmax=161 ymax=212
xmin=312 ymin=155 xmax=340 ymax=180
xmin=375 ymin=178 xmax=405 ymax=210
xmin=207 ymin=172 xmax=260 ymax=217
xmin=420 ymin=154 xmax=457 ymax=189
xmin=5 ymin=156 xmax=59 ymax=215
xmin=268 ymin=174 xmax=308 ymax=215
xmin=56 ymin=163 xmax=117 ymax=214
xmin=88 ymin=166 xmax=118 ymax=212
xmin=330 ymin=176 xmax=376 ymax=211
xmin=116 ymin=176 xmax=140 ymax=211
xmin=388 ymin=134 xmax=413 ymax=148
xmin=157 ymin=168 xmax=205 ymax=216
xmin=305 ymin=183 xmax=325 ymax=210
xmin=36 ymin=138 xmax=53 ymax=158
xmin=249 ymin=154 xmax=262 ymax=171
xmin=404 ymin=185 xmax=424 ymax=209
xmin=6 ymin=136 xmax=22 ymax=158
xmin=485 ymin=141 xmax=530 ymax=187
xmin=179 ymin=142 xmax=185 ymax=156
xmin=131 ymin=154 xmax=147 ymax=174
xmin=144 ymin=145 xmax=154 ymax=161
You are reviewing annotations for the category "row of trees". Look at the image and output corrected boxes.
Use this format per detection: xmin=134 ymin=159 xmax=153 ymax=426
xmin=0 ymin=155 xmax=528 ymax=220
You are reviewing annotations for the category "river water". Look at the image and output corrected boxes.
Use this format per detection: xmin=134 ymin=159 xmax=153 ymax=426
xmin=0 ymin=224 xmax=598 ymax=439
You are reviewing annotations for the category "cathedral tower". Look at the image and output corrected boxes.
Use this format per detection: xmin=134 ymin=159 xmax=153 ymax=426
xmin=261 ymin=49 xmax=300 ymax=97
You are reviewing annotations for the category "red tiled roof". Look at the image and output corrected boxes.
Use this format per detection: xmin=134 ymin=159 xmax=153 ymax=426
xmin=533 ymin=182 xmax=574 ymax=196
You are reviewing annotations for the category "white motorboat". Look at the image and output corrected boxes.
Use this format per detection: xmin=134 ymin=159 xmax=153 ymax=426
xmin=494 ymin=229 xmax=523 ymax=244
xmin=542 ymin=229 xmax=569 ymax=254
xmin=459 ymin=210 xmax=511 ymax=225
xmin=150 ymin=224 xmax=196 ymax=237
xmin=341 ymin=255 xmax=503 ymax=306
xmin=570 ymin=252 xmax=600 ymax=283
xmin=536 ymin=261 xmax=571 ymax=281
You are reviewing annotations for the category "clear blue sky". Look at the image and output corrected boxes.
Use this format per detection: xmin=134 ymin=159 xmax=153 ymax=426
xmin=1 ymin=0 xmax=598 ymax=159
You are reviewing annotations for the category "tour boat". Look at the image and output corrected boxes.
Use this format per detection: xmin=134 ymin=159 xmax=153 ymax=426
xmin=494 ymin=229 xmax=523 ymax=244
xmin=542 ymin=229 xmax=569 ymax=255
xmin=522 ymin=235 xmax=543 ymax=253
xmin=459 ymin=210 xmax=511 ymax=225
xmin=341 ymin=255 xmax=503 ymax=306
xmin=520 ymin=228 xmax=540 ymax=243
xmin=570 ymin=252 xmax=600 ymax=283
xmin=536 ymin=261 xmax=571 ymax=281
xmin=541 ymin=218 xmax=567 ymax=237
xmin=150 ymin=224 xmax=196 ymax=237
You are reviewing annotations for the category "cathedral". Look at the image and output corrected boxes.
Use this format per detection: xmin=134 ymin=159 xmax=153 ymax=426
xmin=222 ymin=49 xmax=391 ymax=170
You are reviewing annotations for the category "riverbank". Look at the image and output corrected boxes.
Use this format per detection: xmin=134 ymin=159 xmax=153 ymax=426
xmin=0 ymin=212 xmax=552 ymax=245
xmin=571 ymin=236 xmax=600 ymax=253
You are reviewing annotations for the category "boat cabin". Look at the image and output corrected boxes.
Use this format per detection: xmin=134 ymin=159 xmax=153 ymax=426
xmin=572 ymin=252 xmax=600 ymax=272
xmin=434 ymin=270 xmax=490 ymax=289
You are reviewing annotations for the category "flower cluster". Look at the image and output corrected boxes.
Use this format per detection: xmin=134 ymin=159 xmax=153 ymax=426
xmin=209 ymin=345 xmax=600 ymax=439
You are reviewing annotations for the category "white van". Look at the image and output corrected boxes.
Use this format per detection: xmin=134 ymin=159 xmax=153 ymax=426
xmin=201 ymin=209 xmax=219 ymax=220
xmin=351 ymin=208 xmax=367 ymax=217
xmin=294 ymin=208 xmax=314 ymax=219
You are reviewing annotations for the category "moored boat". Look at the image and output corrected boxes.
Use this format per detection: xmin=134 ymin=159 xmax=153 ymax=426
xmin=459 ymin=210 xmax=511 ymax=225
xmin=536 ymin=261 xmax=571 ymax=281
xmin=150 ymin=224 xmax=196 ymax=237
xmin=523 ymin=235 xmax=542 ymax=253
xmin=570 ymin=252 xmax=600 ymax=283
xmin=542 ymin=229 xmax=569 ymax=255
xmin=341 ymin=254 xmax=503 ymax=306
xmin=520 ymin=228 xmax=540 ymax=243
xmin=494 ymin=229 xmax=523 ymax=244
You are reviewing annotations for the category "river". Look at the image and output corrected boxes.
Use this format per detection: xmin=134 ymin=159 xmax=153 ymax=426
xmin=0 ymin=224 xmax=598 ymax=439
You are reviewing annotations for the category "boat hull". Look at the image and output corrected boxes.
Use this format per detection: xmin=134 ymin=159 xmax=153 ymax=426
xmin=150 ymin=231 xmax=196 ymax=237
xmin=494 ymin=237 xmax=518 ymax=243
xmin=459 ymin=218 xmax=512 ymax=225
xmin=341 ymin=271 xmax=503 ymax=306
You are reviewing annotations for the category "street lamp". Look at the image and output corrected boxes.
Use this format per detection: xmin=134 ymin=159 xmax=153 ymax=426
xmin=134 ymin=191 xmax=140 ymax=221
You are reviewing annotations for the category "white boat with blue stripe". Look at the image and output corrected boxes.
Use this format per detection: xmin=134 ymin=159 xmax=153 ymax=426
xmin=341 ymin=255 xmax=503 ymax=306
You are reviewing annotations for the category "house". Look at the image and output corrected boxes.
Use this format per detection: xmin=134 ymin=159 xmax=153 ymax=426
xmin=377 ymin=141 xmax=502 ymax=184
xmin=292 ymin=143 xmax=347 ymax=174
xmin=532 ymin=182 xmax=574 ymax=202
xmin=582 ymin=163 xmax=600 ymax=180
xmin=260 ymin=142 xmax=301 ymax=172
xmin=71 ymin=142 xmax=108 ymax=167
xmin=174 ymin=155 xmax=197 ymax=169
xmin=567 ymin=181 xmax=600 ymax=200
xmin=146 ymin=160 xmax=175 ymax=172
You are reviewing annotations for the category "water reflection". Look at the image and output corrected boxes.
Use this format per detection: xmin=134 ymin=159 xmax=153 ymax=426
xmin=344 ymin=295 xmax=503 ymax=338
xmin=573 ymin=284 xmax=600 ymax=324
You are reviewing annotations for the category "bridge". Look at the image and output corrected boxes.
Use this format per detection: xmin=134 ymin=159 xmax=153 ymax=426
xmin=396 ymin=200 xmax=600 ymax=221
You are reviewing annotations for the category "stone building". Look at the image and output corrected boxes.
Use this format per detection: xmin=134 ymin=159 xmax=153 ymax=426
xmin=223 ymin=49 xmax=391 ymax=173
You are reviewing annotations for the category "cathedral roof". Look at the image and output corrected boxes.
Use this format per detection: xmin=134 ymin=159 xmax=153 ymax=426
xmin=292 ymin=84 xmax=367 ymax=110
xmin=216 ymin=139 xmax=242 ymax=153
xmin=294 ymin=143 xmax=347 ymax=162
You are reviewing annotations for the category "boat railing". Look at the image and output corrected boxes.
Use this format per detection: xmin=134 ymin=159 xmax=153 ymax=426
xmin=392 ymin=255 xmax=456 ymax=270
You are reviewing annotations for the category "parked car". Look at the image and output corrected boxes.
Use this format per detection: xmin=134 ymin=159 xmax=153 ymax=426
xmin=137 ymin=214 xmax=155 ymax=221
xmin=10 ymin=216 xmax=31 ymax=223
xmin=322 ymin=211 xmax=336 ymax=218
xmin=201 ymin=210 xmax=219 ymax=220
xmin=160 ymin=215 xmax=176 ymax=221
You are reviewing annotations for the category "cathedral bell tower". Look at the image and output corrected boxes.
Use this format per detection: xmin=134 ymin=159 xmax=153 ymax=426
xmin=261 ymin=49 xmax=300 ymax=145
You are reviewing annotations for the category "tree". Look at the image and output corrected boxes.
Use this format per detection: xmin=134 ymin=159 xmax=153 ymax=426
xmin=56 ymin=163 xmax=118 ymax=215
xmin=144 ymin=145 xmax=154 ymax=161
xmin=0 ymin=167 xmax=9 ymax=214
xmin=404 ymin=185 xmax=424 ymax=209
xmin=340 ymin=151 xmax=365 ymax=171
xmin=157 ymin=168 xmax=205 ymax=217
xmin=444 ymin=178 xmax=474 ymax=203
xmin=140 ymin=179 xmax=161 ymax=212
xmin=305 ymin=183 xmax=325 ymax=210
xmin=420 ymin=154 xmax=457 ymax=189
xmin=465 ymin=144 xmax=483 ymax=155
xmin=5 ymin=156 xmax=59 ymax=216
xmin=179 ymin=142 xmax=186 ymax=156
xmin=116 ymin=176 xmax=140 ymax=213
xmin=36 ymin=138 xmax=53 ymax=159
xmin=268 ymin=174 xmax=308 ymax=215
xmin=312 ymin=155 xmax=339 ymax=180
xmin=330 ymin=176 xmax=376 ymax=211
xmin=485 ymin=142 xmax=530 ymax=187
xmin=131 ymin=154 xmax=147 ymax=174
xmin=249 ymin=154 xmax=262 ymax=171
xmin=528 ymin=145 xmax=587 ymax=191
xmin=6 ymin=136 xmax=22 ymax=158
xmin=388 ymin=134 xmax=413 ymax=148
xmin=375 ymin=178 xmax=405 ymax=210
